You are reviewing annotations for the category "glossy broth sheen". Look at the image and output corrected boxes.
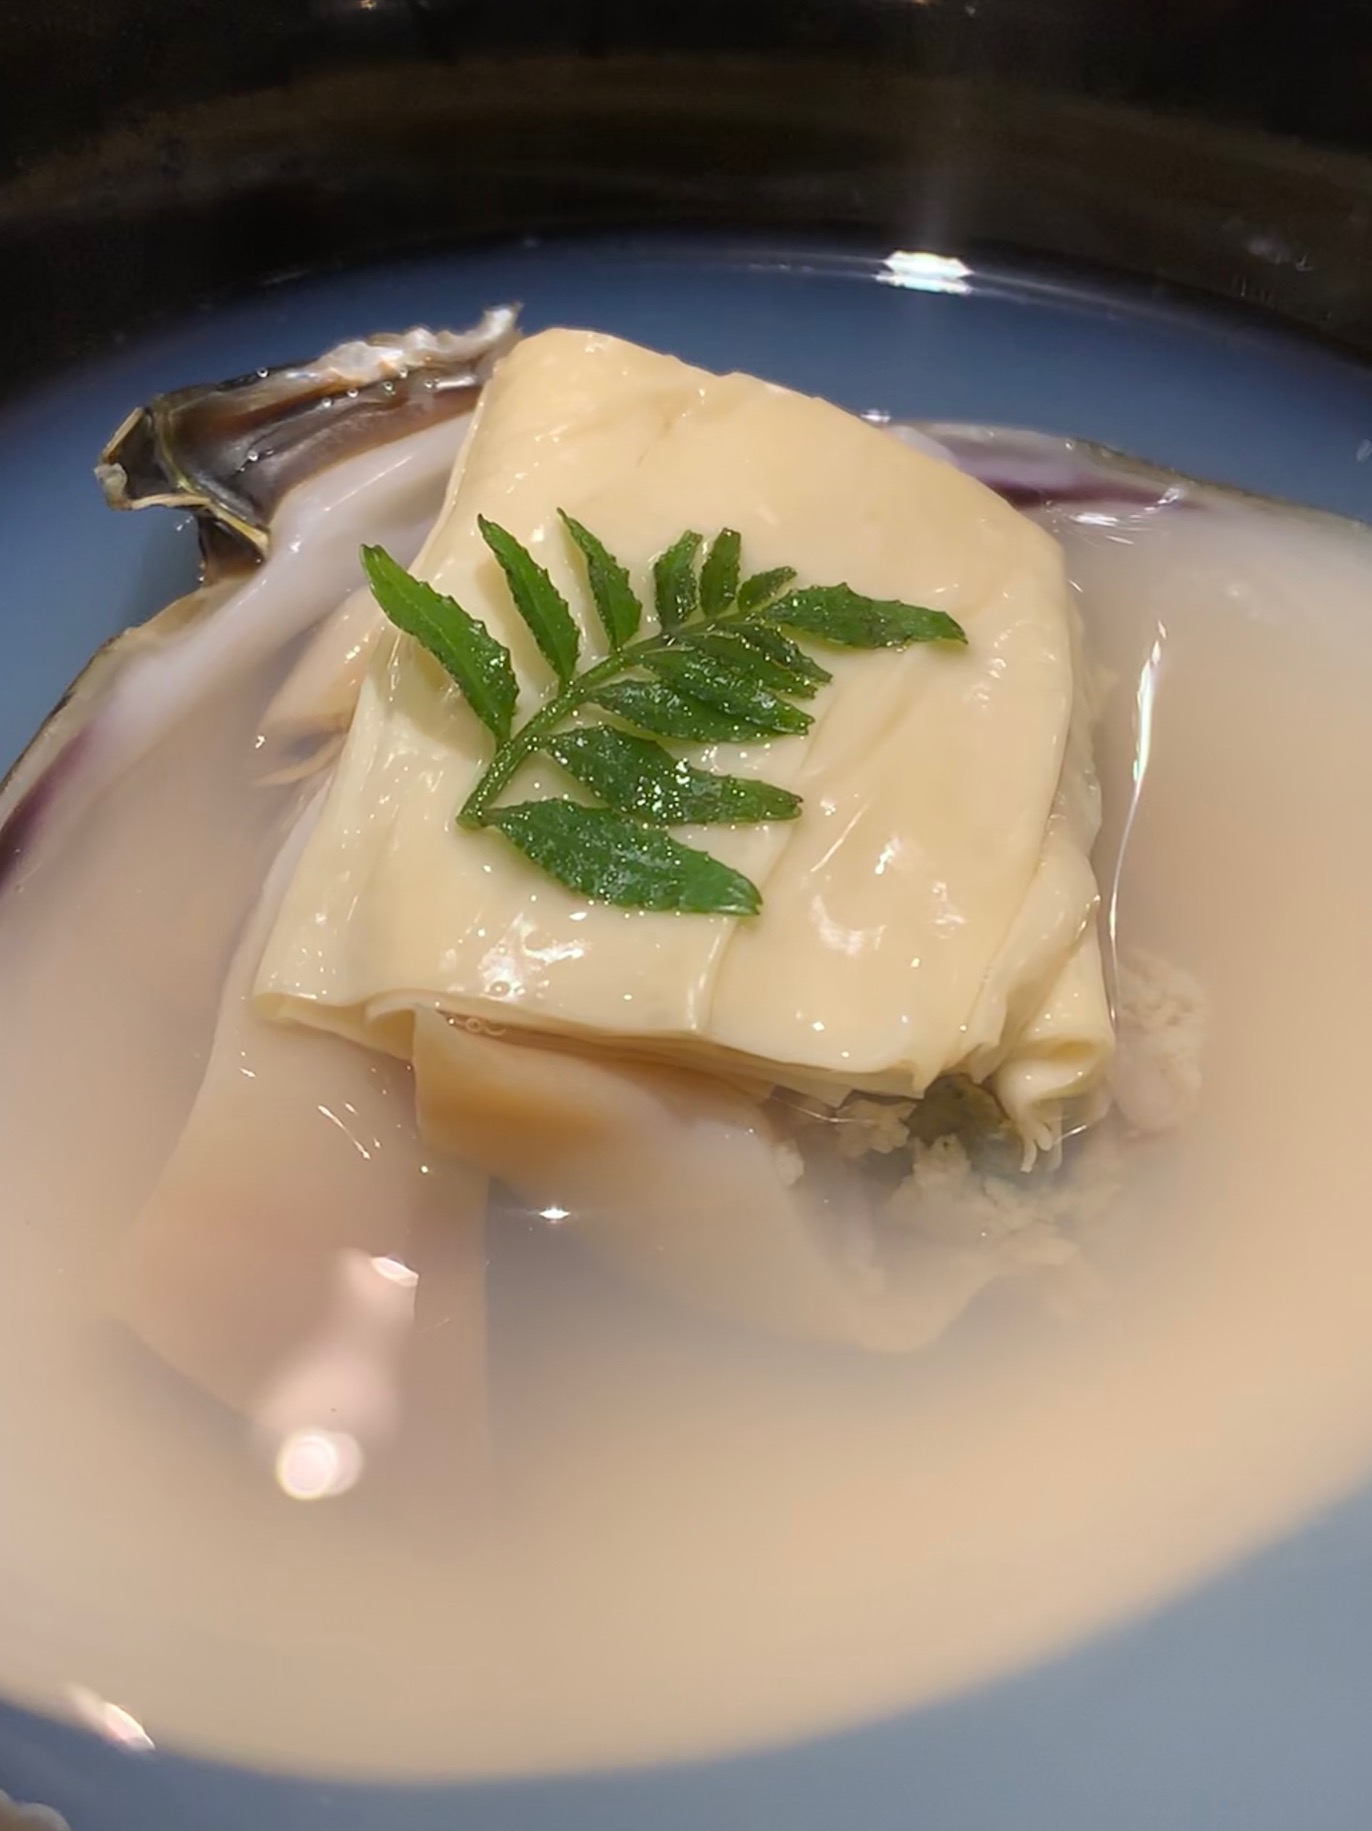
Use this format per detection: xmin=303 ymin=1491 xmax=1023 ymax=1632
xmin=0 ymin=246 xmax=1370 ymax=1778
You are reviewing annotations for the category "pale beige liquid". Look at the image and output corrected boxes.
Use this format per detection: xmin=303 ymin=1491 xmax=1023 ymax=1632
xmin=0 ymin=493 xmax=1369 ymax=1778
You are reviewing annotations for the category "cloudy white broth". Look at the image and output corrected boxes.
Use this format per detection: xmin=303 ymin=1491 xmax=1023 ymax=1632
xmin=0 ymin=242 xmax=1371 ymax=1780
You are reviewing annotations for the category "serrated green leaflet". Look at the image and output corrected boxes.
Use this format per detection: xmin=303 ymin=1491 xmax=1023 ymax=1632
xmin=768 ymin=583 xmax=968 ymax=648
xmin=644 ymin=651 xmax=813 ymax=736
xmin=361 ymin=545 xmax=517 ymax=741
xmin=653 ymin=530 xmax=703 ymax=630
xmin=486 ymin=800 xmax=761 ymax=915
xmin=477 ymin=515 xmax=581 ymax=682
xmin=699 ymin=528 xmax=742 ymax=616
xmin=737 ymin=566 xmax=796 ymax=612
xmin=684 ymin=629 xmax=825 ymax=698
xmin=364 ymin=509 xmax=968 ymax=915
xmin=546 ymin=727 xmax=802 ymax=825
xmin=590 ymin=679 xmax=773 ymax=743
xmin=730 ymin=623 xmax=832 ymax=685
xmin=558 ymin=510 xmax=641 ymax=647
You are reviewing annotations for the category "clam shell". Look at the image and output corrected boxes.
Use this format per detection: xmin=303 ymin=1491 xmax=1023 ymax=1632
xmin=96 ymin=306 xmax=518 ymax=572
xmin=0 ymin=309 xmax=518 ymax=889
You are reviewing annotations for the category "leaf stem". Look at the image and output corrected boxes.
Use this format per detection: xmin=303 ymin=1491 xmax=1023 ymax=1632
xmin=452 ymin=569 xmax=883 ymax=829
xmin=370 ymin=516 xmax=962 ymax=916
xmin=458 ymin=630 xmax=673 ymax=826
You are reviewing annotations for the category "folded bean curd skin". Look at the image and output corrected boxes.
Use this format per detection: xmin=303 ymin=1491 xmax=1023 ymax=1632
xmin=256 ymin=329 xmax=1113 ymax=1148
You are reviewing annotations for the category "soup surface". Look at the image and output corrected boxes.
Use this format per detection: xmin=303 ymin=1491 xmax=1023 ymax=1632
xmin=0 ymin=243 xmax=1370 ymax=1780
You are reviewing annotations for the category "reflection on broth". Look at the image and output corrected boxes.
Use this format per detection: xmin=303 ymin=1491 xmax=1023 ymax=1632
xmin=0 ymin=316 xmax=1369 ymax=1784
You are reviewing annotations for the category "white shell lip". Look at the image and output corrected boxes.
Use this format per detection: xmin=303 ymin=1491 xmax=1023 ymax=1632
xmin=296 ymin=309 xmax=520 ymax=390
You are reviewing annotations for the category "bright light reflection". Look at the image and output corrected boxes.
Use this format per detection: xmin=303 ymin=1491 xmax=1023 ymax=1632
xmin=370 ymin=1254 xmax=419 ymax=1289
xmin=540 ymin=1205 xmax=570 ymax=1224
xmin=316 ymin=1103 xmax=372 ymax=1161
xmin=878 ymin=250 xmax=973 ymax=295
xmin=66 ymin=1685 xmax=154 ymax=1752
xmin=1106 ymin=623 xmax=1166 ymax=1017
xmin=274 ymin=1428 xmax=365 ymax=1501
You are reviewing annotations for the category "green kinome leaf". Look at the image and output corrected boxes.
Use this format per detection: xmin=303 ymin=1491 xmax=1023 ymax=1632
xmin=684 ymin=629 xmax=827 ymax=698
xmin=730 ymin=624 xmax=832 ymax=685
xmin=645 ymin=651 xmax=813 ymax=736
xmin=545 ymin=726 xmax=802 ymax=825
xmin=477 ymin=515 xmax=581 ymax=683
xmin=558 ymin=510 xmax=642 ymax=648
xmin=653 ymin=530 xmax=703 ymax=630
xmin=486 ymin=800 xmax=762 ymax=915
xmin=375 ymin=511 xmax=975 ymax=921
xmin=590 ymin=679 xmax=778 ymax=744
xmin=362 ymin=545 xmax=517 ymax=742
xmin=699 ymin=528 xmax=742 ymax=617
xmin=767 ymin=584 xmax=967 ymax=649
xmin=737 ymin=566 xmax=797 ymax=613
